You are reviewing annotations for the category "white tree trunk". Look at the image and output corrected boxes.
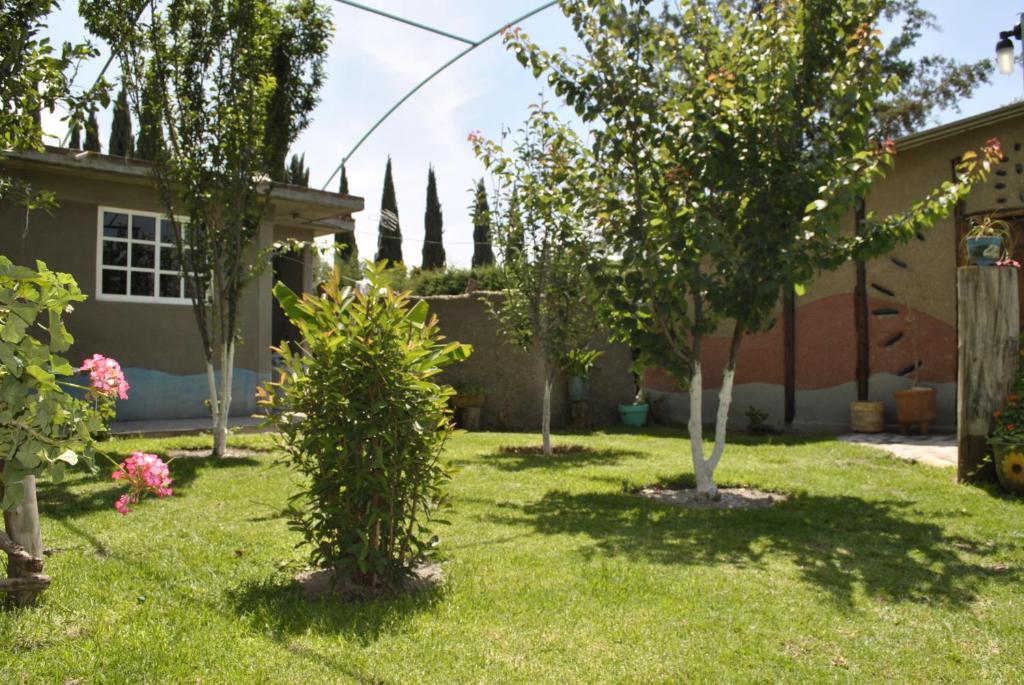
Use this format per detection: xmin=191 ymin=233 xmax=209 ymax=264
xmin=708 ymin=366 xmax=736 ymax=472
xmin=542 ymin=377 xmax=552 ymax=456
xmin=687 ymin=362 xmax=718 ymax=497
xmin=4 ymin=475 xmax=43 ymax=606
xmin=213 ymin=341 xmax=234 ymax=457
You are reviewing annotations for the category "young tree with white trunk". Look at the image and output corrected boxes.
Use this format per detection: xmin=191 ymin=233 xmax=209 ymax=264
xmin=470 ymin=104 xmax=597 ymax=455
xmin=82 ymin=0 xmax=331 ymax=456
xmin=507 ymin=0 xmax=1001 ymax=495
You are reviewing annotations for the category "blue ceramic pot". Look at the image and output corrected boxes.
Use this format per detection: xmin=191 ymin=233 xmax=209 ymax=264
xmin=966 ymin=236 xmax=1003 ymax=266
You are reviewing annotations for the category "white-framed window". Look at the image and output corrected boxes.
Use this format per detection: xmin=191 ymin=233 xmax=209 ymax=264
xmin=96 ymin=207 xmax=193 ymax=304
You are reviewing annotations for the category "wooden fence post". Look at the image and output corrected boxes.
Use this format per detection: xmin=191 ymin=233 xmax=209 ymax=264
xmin=957 ymin=266 xmax=1019 ymax=483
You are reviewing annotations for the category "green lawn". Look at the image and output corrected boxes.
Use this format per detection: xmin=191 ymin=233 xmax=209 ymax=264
xmin=1 ymin=428 xmax=1022 ymax=683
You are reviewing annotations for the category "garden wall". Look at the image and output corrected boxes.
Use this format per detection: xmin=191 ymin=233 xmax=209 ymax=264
xmin=419 ymin=292 xmax=635 ymax=430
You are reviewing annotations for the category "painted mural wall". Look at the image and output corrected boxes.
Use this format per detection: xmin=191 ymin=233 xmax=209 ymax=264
xmin=646 ymin=106 xmax=1024 ymax=432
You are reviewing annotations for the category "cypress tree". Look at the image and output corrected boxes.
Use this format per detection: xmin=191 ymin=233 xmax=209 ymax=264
xmin=286 ymin=153 xmax=309 ymax=186
xmin=108 ymin=88 xmax=134 ymax=157
xmin=421 ymin=165 xmax=445 ymax=270
xmin=335 ymin=164 xmax=357 ymax=262
xmin=471 ymin=178 xmax=495 ymax=267
xmin=83 ymin=111 xmax=101 ymax=152
xmin=375 ymin=156 xmax=403 ymax=265
xmin=68 ymin=122 xmax=82 ymax=150
xmin=136 ymin=76 xmax=163 ymax=161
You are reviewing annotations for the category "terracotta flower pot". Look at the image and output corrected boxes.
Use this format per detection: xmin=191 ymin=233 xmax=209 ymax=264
xmin=893 ymin=386 xmax=937 ymax=434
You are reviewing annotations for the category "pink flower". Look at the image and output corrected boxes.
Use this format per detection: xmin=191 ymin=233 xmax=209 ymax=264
xmin=81 ymin=354 xmax=129 ymax=400
xmin=112 ymin=451 xmax=172 ymax=515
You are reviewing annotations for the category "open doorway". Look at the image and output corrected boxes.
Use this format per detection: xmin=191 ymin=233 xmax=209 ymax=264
xmin=272 ymin=253 xmax=304 ymax=348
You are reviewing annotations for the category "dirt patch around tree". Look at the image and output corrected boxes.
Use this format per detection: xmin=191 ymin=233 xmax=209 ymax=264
xmin=497 ymin=444 xmax=595 ymax=456
xmin=294 ymin=562 xmax=444 ymax=601
xmin=637 ymin=487 xmax=787 ymax=510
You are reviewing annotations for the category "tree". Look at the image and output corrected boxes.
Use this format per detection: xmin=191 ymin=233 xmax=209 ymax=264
xmin=470 ymin=178 xmax=494 ymax=268
xmin=108 ymin=87 xmax=133 ymax=157
xmin=421 ymin=165 xmax=445 ymax=270
xmin=375 ymin=156 xmax=403 ymax=265
xmin=263 ymin=0 xmax=329 ymax=180
xmin=470 ymin=105 xmax=599 ymax=455
xmin=339 ymin=163 xmax=349 ymax=194
xmin=286 ymin=152 xmax=309 ymax=186
xmin=334 ymin=164 xmax=358 ymax=273
xmin=507 ymin=0 xmax=1000 ymax=495
xmin=82 ymin=110 xmax=100 ymax=152
xmin=68 ymin=122 xmax=82 ymax=149
xmin=83 ymin=0 xmax=333 ymax=457
xmin=134 ymin=72 xmax=163 ymax=160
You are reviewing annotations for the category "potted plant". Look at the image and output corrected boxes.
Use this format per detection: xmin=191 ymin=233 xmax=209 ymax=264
xmin=963 ymin=215 xmax=1014 ymax=266
xmin=893 ymin=296 xmax=936 ymax=434
xmin=451 ymin=384 xmax=485 ymax=430
xmin=564 ymin=348 xmax=602 ymax=402
xmin=619 ymin=386 xmax=650 ymax=427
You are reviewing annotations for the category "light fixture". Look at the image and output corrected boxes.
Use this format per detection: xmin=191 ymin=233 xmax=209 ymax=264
xmin=996 ymin=14 xmax=1024 ymax=76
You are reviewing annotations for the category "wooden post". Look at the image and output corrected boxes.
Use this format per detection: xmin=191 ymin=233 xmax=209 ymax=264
xmin=957 ymin=267 xmax=1019 ymax=484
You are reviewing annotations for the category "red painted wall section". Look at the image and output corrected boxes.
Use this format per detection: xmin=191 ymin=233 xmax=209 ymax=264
xmin=643 ymin=294 xmax=954 ymax=392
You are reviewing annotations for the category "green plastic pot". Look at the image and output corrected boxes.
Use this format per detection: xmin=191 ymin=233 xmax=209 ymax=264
xmin=568 ymin=376 xmax=588 ymax=402
xmin=618 ymin=403 xmax=649 ymax=427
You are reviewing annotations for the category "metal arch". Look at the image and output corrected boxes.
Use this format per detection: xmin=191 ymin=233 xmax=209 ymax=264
xmin=320 ymin=0 xmax=559 ymax=190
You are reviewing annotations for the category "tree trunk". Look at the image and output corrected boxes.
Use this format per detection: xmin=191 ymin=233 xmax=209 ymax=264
xmin=541 ymin=376 xmax=552 ymax=456
xmin=212 ymin=341 xmax=235 ymax=457
xmin=688 ymin=362 xmax=718 ymax=497
xmin=3 ymin=475 xmax=44 ymax=606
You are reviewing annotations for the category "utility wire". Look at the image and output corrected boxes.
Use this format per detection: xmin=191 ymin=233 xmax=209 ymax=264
xmin=321 ymin=0 xmax=559 ymax=190
xmin=331 ymin=0 xmax=475 ymax=44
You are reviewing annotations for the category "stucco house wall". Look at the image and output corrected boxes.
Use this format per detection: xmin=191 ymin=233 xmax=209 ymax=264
xmin=645 ymin=102 xmax=1024 ymax=432
xmin=0 ymin=148 xmax=362 ymax=421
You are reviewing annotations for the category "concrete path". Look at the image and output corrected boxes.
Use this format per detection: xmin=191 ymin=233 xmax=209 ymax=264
xmin=110 ymin=416 xmax=264 ymax=437
xmin=838 ymin=432 xmax=957 ymax=469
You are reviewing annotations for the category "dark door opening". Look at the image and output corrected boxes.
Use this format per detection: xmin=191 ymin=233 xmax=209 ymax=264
xmin=272 ymin=253 xmax=304 ymax=348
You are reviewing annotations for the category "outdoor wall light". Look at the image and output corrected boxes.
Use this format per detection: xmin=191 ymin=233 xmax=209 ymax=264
xmin=997 ymin=15 xmax=1024 ymax=76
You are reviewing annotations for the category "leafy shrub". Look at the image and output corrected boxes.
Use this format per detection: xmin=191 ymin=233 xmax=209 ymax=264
xmin=409 ymin=266 xmax=506 ymax=295
xmin=0 ymin=258 xmax=103 ymax=509
xmin=259 ymin=265 xmax=472 ymax=590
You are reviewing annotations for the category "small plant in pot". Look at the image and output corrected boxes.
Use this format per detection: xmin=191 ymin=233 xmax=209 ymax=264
xmin=564 ymin=348 xmax=602 ymax=402
xmin=619 ymin=386 xmax=650 ymax=427
xmin=892 ymin=298 xmax=936 ymax=434
xmin=963 ymin=215 xmax=1014 ymax=266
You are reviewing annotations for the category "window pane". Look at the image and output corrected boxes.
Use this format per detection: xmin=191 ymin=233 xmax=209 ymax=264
xmin=132 ymin=215 xmax=156 ymax=241
xmin=130 ymin=271 xmax=154 ymax=296
xmin=102 ymin=241 xmax=128 ymax=267
xmin=159 ymin=274 xmax=182 ymax=298
xmin=160 ymin=219 xmax=177 ymax=244
xmin=103 ymin=212 xmax=128 ymax=238
xmin=131 ymin=244 xmax=154 ymax=268
xmin=160 ymin=246 xmax=180 ymax=271
xmin=101 ymin=269 xmax=127 ymax=295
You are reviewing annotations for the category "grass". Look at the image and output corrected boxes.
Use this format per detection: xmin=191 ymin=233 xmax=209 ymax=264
xmin=1 ymin=427 xmax=1023 ymax=683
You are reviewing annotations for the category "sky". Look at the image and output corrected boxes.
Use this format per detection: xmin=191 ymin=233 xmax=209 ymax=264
xmin=40 ymin=1 xmax=1024 ymax=267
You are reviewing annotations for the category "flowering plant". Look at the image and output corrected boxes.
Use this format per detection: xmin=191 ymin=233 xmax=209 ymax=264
xmin=81 ymin=353 xmax=129 ymax=424
xmin=992 ymin=338 xmax=1024 ymax=443
xmin=111 ymin=451 xmax=172 ymax=515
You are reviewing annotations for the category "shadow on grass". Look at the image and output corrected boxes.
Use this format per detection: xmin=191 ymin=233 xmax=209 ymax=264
xmin=456 ymin=447 xmax=642 ymax=472
xmin=589 ymin=423 xmax=838 ymax=447
xmin=490 ymin=487 xmax=1016 ymax=608
xmin=35 ymin=456 xmax=261 ymax=519
xmin=227 ymin=573 xmax=442 ymax=645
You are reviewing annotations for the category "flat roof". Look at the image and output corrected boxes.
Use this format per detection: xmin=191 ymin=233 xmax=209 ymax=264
xmin=1 ymin=146 xmax=364 ymax=234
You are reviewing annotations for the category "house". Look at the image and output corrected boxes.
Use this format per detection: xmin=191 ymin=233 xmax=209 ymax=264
xmin=644 ymin=101 xmax=1024 ymax=432
xmin=0 ymin=146 xmax=364 ymax=421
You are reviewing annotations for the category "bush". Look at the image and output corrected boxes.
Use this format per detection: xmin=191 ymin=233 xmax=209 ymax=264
xmin=259 ymin=265 xmax=472 ymax=590
xmin=406 ymin=266 xmax=507 ymax=296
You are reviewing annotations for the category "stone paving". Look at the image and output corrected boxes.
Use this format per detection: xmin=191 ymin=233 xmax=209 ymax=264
xmin=838 ymin=432 xmax=957 ymax=469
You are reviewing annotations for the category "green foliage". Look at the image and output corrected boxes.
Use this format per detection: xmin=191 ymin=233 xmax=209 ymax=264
xmin=470 ymin=177 xmax=494 ymax=268
xmin=564 ymin=348 xmax=601 ymax=379
xmin=0 ymin=0 xmax=102 ymax=211
xmin=421 ymin=166 xmax=445 ymax=270
xmin=470 ymin=103 xmax=599 ymax=381
xmin=402 ymin=265 xmax=505 ymax=295
xmin=375 ymin=156 xmax=403 ymax=265
xmin=68 ymin=123 xmax=82 ymax=150
xmin=82 ymin=110 xmax=100 ymax=152
xmin=285 ymin=152 xmax=309 ymax=186
xmin=0 ymin=257 xmax=101 ymax=509
xmin=991 ymin=337 xmax=1024 ymax=444
xmin=338 ymin=163 xmax=349 ymax=194
xmin=259 ymin=264 xmax=472 ymax=589
xmin=134 ymin=72 xmax=163 ymax=161
xmin=108 ymin=87 xmax=134 ymax=157
xmin=744 ymin=406 xmax=770 ymax=434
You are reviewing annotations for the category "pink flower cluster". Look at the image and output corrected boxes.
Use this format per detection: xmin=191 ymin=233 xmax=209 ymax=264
xmin=112 ymin=451 xmax=172 ymax=515
xmin=81 ymin=354 xmax=129 ymax=400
